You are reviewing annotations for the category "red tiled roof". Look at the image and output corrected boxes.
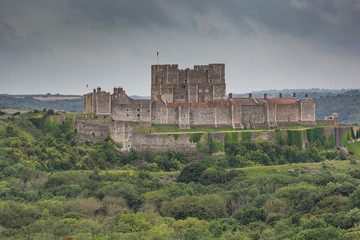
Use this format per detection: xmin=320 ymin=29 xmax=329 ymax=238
xmin=229 ymin=98 xmax=257 ymax=106
xmin=167 ymin=100 xmax=228 ymax=108
xmin=266 ymin=98 xmax=299 ymax=104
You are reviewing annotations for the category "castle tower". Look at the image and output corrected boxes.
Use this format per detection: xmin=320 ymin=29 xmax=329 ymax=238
xmin=151 ymin=63 xmax=226 ymax=103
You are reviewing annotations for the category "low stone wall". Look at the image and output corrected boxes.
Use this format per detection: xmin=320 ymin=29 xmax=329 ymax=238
xmin=72 ymin=118 xmax=351 ymax=153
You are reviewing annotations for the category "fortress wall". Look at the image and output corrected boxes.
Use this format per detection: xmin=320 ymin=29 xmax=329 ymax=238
xmin=231 ymin=105 xmax=243 ymax=129
xmin=242 ymin=105 xmax=267 ymax=124
xmin=215 ymin=107 xmax=231 ymax=126
xmin=166 ymin=107 xmax=178 ymax=125
xmin=212 ymin=83 xmax=226 ymax=100
xmin=173 ymin=83 xmax=188 ymax=102
xmin=110 ymin=121 xmax=134 ymax=151
xmin=186 ymin=69 xmax=208 ymax=85
xmin=276 ymin=103 xmax=300 ymax=123
xmin=178 ymin=105 xmax=190 ymax=129
xmin=140 ymin=102 xmax=151 ymax=127
xmin=300 ymin=99 xmax=316 ymax=122
xmin=188 ymin=85 xmax=198 ymax=102
xmin=131 ymin=133 xmax=197 ymax=153
xmin=208 ymin=64 xmax=225 ymax=84
xmin=316 ymin=119 xmax=338 ymax=126
xmin=151 ymin=101 xmax=168 ymax=125
xmin=267 ymin=103 xmax=276 ymax=125
xmin=190 ymin=108 xmax=215 ymax=126
xmin=95 ymin=93 xmax=111 ymax=115
xmin=251 ymin=131 xmax=276 ymax=142
xmin=75 ymin=120 xmax=110 ymax=143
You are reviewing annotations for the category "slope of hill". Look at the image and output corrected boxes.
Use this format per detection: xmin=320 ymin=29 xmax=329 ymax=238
xmin=0 ymin=111 xmax=360 ymax=239
xmin=315 ymin=94 xmax=360 ymax=124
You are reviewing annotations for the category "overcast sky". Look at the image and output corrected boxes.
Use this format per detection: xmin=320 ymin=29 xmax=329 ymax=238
xmin=1 ymin=0 xmax=360 ymax=95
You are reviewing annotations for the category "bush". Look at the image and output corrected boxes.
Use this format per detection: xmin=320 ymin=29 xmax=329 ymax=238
xmin=177 ymin=162 xmax=207 ymax=183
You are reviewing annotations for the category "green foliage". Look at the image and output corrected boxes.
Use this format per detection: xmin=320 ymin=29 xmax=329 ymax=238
xmin=241 ymin=132 xmax=252 ymax=142
xmin=172 ymin=134 xmax=180 ymax=140
xmin=232 ymin=206 xmax=267 ymax=225
xmin=351 ymin=127 xmax=356 ymax=140
xmin=348 ymin=141 xmax=360 ymax=159
xmin=116 ymin=213 xmax=152 ymax=233
xmin=177 ymin=162 xmax=207 ymax=183
xmin=274 ymin=130 xmax=286 ymax=145
xmin=210 ymin=138 xmax=224 ymax=153
xmin=343 ymin=130 xmax=352 ymax=147
xmin=189 ymin=133 xmax=203 ymax=143
xmin=160 ymin=194 xmax=227 ymax=220
xmin=224 ymin=132 xmax=239 ymax=147
xmin=287 ymin=130 xmax=304 ymax=149
xmin=306 ymin=127 xmax=324 ymax=145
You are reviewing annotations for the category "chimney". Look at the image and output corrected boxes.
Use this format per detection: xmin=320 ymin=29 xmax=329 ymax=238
xmin=201 ymin=95 xmax=205 ymax=102
xmin=113 ymin=87 xmax=118 ymax=94
xmin=93 ymin=88 xmax=96 ymax=93
xmin=264 ymin=93 xmax=267 ymax=99
xmin=249 ymin=93 xmax=252 ymax=98
xmin=229 ymin=93 xmax=233 ymax=99
xmin=293 ymin=93 xmax=296 ymax=98
xmin=305 ymin=93 xmax=308 ymax=99
xmin=97 ymin=86 xmax=101 ymax=93
xmin=279 ymin=93 xmax=282 ymax=98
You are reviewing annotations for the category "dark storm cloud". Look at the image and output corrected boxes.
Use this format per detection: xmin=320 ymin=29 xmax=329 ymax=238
xmin=0 ymin=0 xmax=359 ymax=94
xmin=66 ymin=0 xmax=360 ymax=51
xmin=69 ymin=0 xmax=176 ymax=30
xmin=0 ymin=16 xmax=48 ymax=59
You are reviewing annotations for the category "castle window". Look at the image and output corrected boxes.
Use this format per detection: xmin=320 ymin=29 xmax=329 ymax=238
xmin=201 ymin=115 xmax=204 ymax=118
xmin=153 ymin=108 xmax=156 ymax=113
xmin=137 ymin=108 xmax=140 ymax=112
xmin=126 ymin=114 xmax=129 ymax=117
xmin=126 ymin=108 xmax=130 ymax=112
xmin=180 ymin=95 xmax=184 ymax=99
xmin=92 ymin=133 xmax=95 ymax=137
xmin=199 ymin=89 xmax=203 ymax=93
xmin=205 ymin=89 xmax=209 ymax=93
xmin=165 ymin=90 xmax=169 ymax=94
xmin=152 ymin=116 xmax=155 ymax=120
xmin=137 ymin=114 xmax=140 ymax=118
xmin=182 ymin=85 xmax=186 ymax=89
xmin=183 ymin=114 xmax=186 ymax=118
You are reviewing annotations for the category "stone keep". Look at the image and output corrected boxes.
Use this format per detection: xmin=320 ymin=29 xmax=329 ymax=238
xmin=83 ymin=63 xmax=317 ymax=129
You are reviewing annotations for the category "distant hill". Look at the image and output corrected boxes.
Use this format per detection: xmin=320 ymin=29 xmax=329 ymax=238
xmin=315 ymin=94 xmax=360 ymax=125
xmin=1 ymin=89 xmax=359 ymax=124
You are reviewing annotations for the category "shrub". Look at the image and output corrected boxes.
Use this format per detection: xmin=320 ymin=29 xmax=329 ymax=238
xmin=177 ymin=162 xmax=207 ymax=183
xmin=189 ymin=133 xmax=203 ymax=143
xmin=241 ymin=132 xmax=252 ymax=142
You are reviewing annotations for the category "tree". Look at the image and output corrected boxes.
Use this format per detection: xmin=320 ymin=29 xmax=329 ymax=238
xmin=177 ymin=162 xmax=206 ymax=183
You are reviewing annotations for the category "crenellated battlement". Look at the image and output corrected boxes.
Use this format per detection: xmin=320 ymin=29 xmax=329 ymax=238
xmin=151 ymin=63 xmax=226 ymax=102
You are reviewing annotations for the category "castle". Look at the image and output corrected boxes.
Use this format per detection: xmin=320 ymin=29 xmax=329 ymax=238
xmin=83 ymin=63 xmax=317 ymax=129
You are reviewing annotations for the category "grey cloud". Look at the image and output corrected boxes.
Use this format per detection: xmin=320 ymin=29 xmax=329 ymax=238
xmin=69 ymin=0 xmax=176 ymax=30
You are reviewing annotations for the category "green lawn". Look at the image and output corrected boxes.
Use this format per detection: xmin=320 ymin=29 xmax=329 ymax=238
xmin=238 ymin=160 xmax=355 ymax=178
xmin=348 ymin=141 xmax=360 ymax=159
xmin=134 ymin=123 xmax=320 ymax=135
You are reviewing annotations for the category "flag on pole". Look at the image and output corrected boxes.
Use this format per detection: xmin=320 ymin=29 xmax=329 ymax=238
xmin=157 ymin=51 xmax=159 ymax=56
xmin=86 ymin=84 xmax=88 ymax=88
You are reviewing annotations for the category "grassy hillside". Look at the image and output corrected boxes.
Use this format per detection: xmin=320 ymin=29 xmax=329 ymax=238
xmin=315 ymin=95 xmax=360 ymax=124
xmin=1 ymin=111 xmax=360 ymax=239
